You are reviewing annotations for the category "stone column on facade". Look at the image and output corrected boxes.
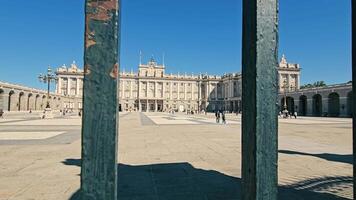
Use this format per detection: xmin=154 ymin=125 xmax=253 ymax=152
xmin=322 ymin=97 xmax=328 ymax=116
xmin=170 ymin=82 xmax=173 ymax=100
xmin=198 ymin=82 xmax=201 ymax=110
xmin=206 ymin=82 xmax=210 ymax=100
xmin=288 ymin=74 xmax=292 ymax=91
xmin=191 ymin=82 xmax=193 ymax=100
xmin=177 ymin=82 xmax=180 ymax=100
xmin=76 ymin=78 xmax=80 ymax=96
xmin=230 ymin=80 xmax=233 ymax=98
xmin=146 ymin=99 xmax=148 ymax=112
xmin=214 ymin=83 xmax=217 ymax=100
xmin=146 ymin=81 xmax=148 ymax=98
xmin=28 ymin=95 xmax=34 ymax=111
xmin=21 ymin=94 xmax=26 ymax=111
xmin=137 ymin=80 xmax=141 ymax=112
xmin=1 ymin=93 xmax=9 ymax=111
xmin=162 ymin=82 xmax=165 ymax=99
xmin=130 ymin=81 xmax=133 ymax=99
xmin=279 ymin=74 xmax=282 ymax=92
xmin=122 ymin=80 xmax=125 ymax=99
xmin=306 ymin=98 xmax=312 ymax=116
xmin=155 ymin=100 xmax=158 ymax=112
xmin=67 ymin=78 xmax=71 ymax=95
xmin=184 ymin=83 xmax=187 ymax=101
xmin=10 ymin=94 xmax=18 ymax=111
xmin=154 ymin=81 xmax=157 ymax=98
xmin=57 ymin=77 xmax=62 ymax=94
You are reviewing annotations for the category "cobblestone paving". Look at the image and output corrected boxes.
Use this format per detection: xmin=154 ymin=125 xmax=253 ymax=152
xmin=0 ymin=112 xmax=352 ymax=199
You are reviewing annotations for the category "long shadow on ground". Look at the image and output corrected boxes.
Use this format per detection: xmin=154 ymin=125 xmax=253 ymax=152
xmin=279 ymin=150 xmax=353 ymax=165
xmin=63 ymin=159 xmax=351 ymax=200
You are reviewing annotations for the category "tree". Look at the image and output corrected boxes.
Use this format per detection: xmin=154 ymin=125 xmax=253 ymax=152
xmin=300 ymin=81 xmax=327 ymax=89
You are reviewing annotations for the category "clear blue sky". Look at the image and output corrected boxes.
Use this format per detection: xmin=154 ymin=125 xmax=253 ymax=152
xmin=0 ymin=0 xmax=351 ymax=91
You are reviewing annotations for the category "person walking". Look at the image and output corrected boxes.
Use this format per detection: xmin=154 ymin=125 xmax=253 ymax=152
xmin=222 ymin=111 xmax=226 ymax=124
xmin=215 ymin=111 xmax=219 ymax=123
xmin=0 ymin=109 xmax=4 ymax=118
xmin=294 ymin=111 xmax=298 ymax=119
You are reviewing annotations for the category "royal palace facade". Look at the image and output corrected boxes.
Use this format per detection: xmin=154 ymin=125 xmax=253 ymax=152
xmin=54 ymin=55 xmax=300 ymax=113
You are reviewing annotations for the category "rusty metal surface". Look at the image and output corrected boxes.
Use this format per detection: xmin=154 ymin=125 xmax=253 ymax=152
xmin=81 ymin=0 xmax=120 ymax=199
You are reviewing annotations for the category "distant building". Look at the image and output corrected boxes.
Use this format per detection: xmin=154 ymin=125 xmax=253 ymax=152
xmin=54 ymin=55 xmax=300 ymax=113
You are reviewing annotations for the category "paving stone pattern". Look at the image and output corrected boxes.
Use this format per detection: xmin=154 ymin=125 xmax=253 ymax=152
xmin=0 ymin=112 xmax=352 ymax=199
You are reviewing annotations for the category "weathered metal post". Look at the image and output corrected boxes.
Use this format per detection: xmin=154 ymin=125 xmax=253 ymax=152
xmin=81 ymin=0 xmax=120 ymax=199
xmin=241 ymin=0 xmax=279 ymax=199
xmin=352 ymin=0 xmax=355 ymax=198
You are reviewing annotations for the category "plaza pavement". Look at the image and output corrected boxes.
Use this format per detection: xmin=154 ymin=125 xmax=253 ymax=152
xmin=0 ymin=112 xmax=352 ymax=199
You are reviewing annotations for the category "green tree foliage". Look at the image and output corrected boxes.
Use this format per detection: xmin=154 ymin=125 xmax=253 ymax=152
xmin=300 ymin=81 xmax=327 ymax=89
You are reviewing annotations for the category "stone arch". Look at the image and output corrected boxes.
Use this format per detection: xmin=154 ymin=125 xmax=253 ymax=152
xmin=41 ymin=95 xmax=46 ymax=110
xmin=27 ymin=93 xmax=33 ymax=111
xmin=298 ymin=95 xmax=307 ymax=116
xmin=328 ymin=92 xmax=340 ymax=117
xmin=48 ymin=96 xmax=52 ymax=108
xmin=280 ymin=96 xmax=294 ymax=113
xmin=312 ymin=94 xmax=323 ymax=116
xmin=0 ymin=89 xmax=4 ymax=110
xmin=19 ymin=92 xmax=27 ymax=111
xmin=35 ymin=94 xmax=41 ymax=110
xmin=347 ymin=91 xmax=353 ymax=117
xmin=8 ymin=90 xmax=16 ymax=111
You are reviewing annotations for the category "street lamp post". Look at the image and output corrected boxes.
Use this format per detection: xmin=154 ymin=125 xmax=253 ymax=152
xmin=282 ymin=79 xmax=289 ymax=116
xmin=38 ymin=66 xmax=57 ymax=118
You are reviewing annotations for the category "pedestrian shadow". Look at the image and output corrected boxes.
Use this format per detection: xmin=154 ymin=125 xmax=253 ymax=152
xmin=279 ymin=150 xmax=353 ymax=165
xmin=64 ymin=159 xmax=350 ymax=200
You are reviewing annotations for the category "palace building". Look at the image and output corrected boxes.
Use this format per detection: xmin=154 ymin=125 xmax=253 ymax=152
xmin=55 ymin=55 xmax=300 ymax=112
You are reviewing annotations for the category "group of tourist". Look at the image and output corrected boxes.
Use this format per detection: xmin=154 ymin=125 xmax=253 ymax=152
xmin=215 ymin=110 xmax=226 ymax=124
xmin=279 ymin=111 xmax=298 ymax=119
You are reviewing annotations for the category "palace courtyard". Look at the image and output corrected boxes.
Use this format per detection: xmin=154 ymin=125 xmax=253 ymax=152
xmin=0 ymin=112 xmax=352 ymax=200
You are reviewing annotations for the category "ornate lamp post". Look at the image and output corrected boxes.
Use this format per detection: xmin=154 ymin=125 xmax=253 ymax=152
xmin=38 ymin=66 xmax=57 ymax=118
xmin=282 ymin=79 xmax=289 ymax=115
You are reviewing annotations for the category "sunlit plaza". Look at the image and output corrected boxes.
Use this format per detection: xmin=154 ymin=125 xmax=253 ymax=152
xmin=0 ymin=0 xmax=354 ymax=199
xmin=0 ymin=112 xmax=352 ymax=199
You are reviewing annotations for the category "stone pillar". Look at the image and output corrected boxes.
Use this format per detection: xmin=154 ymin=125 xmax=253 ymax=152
xmin=170 ymin=82 xmax=173 ymax=100
xmin=155 ymin=100 xmax=157 ymax=112
xmin=198 ymin=82 xmax=202 ymax=110
xmin=322 ymin=97 xmax=328 ymax=116
xmin=76 ymin=78 xmax=80 ymax=96
xmin=1 ymin=93 xmax=9 ymax=111
xmin=67 ymin=78 xmax=71 ymax=95
xmin=58 ymin=78 xmax=62 ymax=94
xmin=306 ymin=99 xmax=313 ymax=116
xmin=177 ymin=82 xmax=180 ymax=99
xmin=191 ymin=82 xmax=193 ymax=100
xmin=146 ymin=81 xmax=148 ymax=98
xmin=155 ymin=81 xmax=157 ymax=98
xmin=214 ymin=84 xmax=217 ymax=100
xmin=146 ymin=99 xmax=148 ymax=112
xmin=139 ymin=100 xmax=142 ymax=112
xmin=122 ymin=80 xmax=125 ymax=98
xmin=184 ymin=83 xmax=187 ymax=100
xmin=130 ymin=81 xmax=133 ymax=99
